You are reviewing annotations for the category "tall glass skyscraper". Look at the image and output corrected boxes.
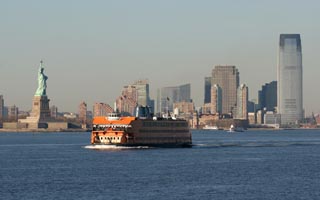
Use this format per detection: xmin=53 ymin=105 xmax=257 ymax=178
xmin=277 ymin=34 xmax=303 ymax=125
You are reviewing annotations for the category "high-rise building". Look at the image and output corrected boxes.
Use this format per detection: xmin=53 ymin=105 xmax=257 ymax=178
xmin=156 ymin=84 xmax=191 ymax=114
xmin=210 ymin=84 xmax=222 ymax=114
xmin=132 ymin=79 xmax=155 ymax=112
xmin=212 ymin=65 xmax=239 ymax=115
xmin=236 ymin=84 xmax=248 ymax=119
xmin=157 ymin=87 xmax=179 ymax=114
xmin=258 ymin=81 xmax=277 ymax=112
xmin=179 ymin=84 xmax=191 ymax=102
xmin=0 ymin=95 xmax=4 ymax=121
xmin=133 ymin=79 xmax=149 ymax=106
xmin=93 ymin=103 xmax=113 ymax=117
xmin=78 ymin=101 xmax=87 ymax=124
xmin=277 ymin=34 xmax=303 ymax=125
xmin=116 ymin=85 xmax=138 ymax=115
xmin=204 ymin=77 xmax=211 ymax=104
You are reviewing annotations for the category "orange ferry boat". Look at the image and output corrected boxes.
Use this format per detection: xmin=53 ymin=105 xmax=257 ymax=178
xmin=91 ymin=106 xmax=192 ymax=147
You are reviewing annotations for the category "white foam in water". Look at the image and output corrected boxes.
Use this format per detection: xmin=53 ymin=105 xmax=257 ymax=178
xmin=84 ymin=144 xmax=150 ymax=150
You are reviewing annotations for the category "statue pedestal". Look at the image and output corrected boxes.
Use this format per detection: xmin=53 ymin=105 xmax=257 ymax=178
xmin=19 ymin=96 xmax=51 ymax=128
xmin=30 ymin=96 xmax=51 ymax=121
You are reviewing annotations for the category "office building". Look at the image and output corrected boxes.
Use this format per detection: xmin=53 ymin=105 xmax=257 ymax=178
xmin=277 ymin=34 xmax=303 ymax=125
xmin=78 ymin=101 xmax=87 ymax=124
xmin=264 ymin=112 xmax=281 ymax=126
xmin=132 ymin=79 xmax=154 ymax=112
xmin=93 ymin=103 xmax=113 ymax=117
xmin=116 ymin=85 xmax=138 ymax=115
xmin=212 ymin=65 xmax=239 ymax=115
xmin=133 ymin=79 xmax=149 ymax=106
xmin=236 ymin=84 xmax=248 ymax=119
xmin=204 ymin=77 xmax=211 ymax=104
xmin=211 ymin=84 xmax=222 ymax=114
xmin=157 ymin=84 xmax=191 ymax=114
xmin=258 ymin=81 xmax=277 ymax=111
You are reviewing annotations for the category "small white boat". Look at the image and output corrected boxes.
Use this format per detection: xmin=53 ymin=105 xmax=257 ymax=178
xmin=229 ymin=124 xmax=244 ymax=132
xmin=203 ymin=125 xmax=219 ymax=130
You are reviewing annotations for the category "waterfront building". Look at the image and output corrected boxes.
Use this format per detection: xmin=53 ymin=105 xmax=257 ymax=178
xmin=93 ymin=102 xmax=113 ymax=117
xmin=248 ymin=112 xmax=256 ymax=124
xmin=210 ymin=84 xmax=222 ymax=114
xmin=202 ymin=103 xmax=211 ymax=114
xmin=156 ymin=83 xmax=191 ymax=114
xmin=204 ymin=77 xmax=211 ymax=104
xmin=278 ymin=34 xmax=303 ymax=125
xmin=256 ymin=110 xmax=264 ymax=124
xmin=212 ymin=65 xmax=239 ymax=115
xmin=0 ymin=95 xmax=4 ymax=121
xmin=78 ymin=101 xmax=87 ymax=124
xmin=236 ymin=84 xmax=248 ymax=119
xmin=173 ymin=101 xmax=195 ymax=115
xmin=258 ymin=81 xmax=277 ymax=111
xmin=264 ymin=112 xmax=281 ymax=126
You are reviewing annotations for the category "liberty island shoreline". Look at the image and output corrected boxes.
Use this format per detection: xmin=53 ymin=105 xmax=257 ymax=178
xmin=1 ymin=127 xmax=320 ymax=133
xmin=0 ymin=128 xmax=89 ymax=133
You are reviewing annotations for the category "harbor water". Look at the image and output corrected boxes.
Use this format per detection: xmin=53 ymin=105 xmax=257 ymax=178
xmin=1 ymin=129 xmax=320 ymax=200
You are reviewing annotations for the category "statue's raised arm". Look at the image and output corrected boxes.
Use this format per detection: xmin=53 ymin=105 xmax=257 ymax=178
xmin=35 ymin=61 xmax=48 ymax=96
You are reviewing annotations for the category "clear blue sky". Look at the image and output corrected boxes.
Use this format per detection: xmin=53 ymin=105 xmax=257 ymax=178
xmin=1 ymin=0 xmax=319 ymax=114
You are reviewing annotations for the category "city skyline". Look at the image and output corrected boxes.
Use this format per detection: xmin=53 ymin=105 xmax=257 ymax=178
xmin=1 ymin=1 xmax=320 ymax=114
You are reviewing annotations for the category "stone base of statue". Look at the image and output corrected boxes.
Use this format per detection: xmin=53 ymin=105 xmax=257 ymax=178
xmin=30 ymin=96 xmax=51 ymax=120
xmin=19 ymin=95 xmax=52 ymax=128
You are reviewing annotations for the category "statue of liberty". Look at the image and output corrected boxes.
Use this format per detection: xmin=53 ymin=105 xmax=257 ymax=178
xmin=35 ymin=60 xmax=48 ymax=96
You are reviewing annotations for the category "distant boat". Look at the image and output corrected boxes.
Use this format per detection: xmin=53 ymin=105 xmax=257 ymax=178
xmin=203 ymin=125 xmax=219 ymax=130
xmin=229 ymin=124 xmax=244 ymax=132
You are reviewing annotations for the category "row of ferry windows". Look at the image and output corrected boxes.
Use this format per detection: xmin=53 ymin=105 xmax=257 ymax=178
xmin=142 ymin=121 xmax=188 ymax=128
xmin=100 ymin=137 xmax=120 ymax=141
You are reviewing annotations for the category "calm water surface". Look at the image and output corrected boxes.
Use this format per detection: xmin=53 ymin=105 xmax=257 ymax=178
xmin=1 ymin=130 xmax=320 ymax=200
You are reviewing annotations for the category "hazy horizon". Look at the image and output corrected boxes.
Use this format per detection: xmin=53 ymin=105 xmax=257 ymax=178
xmin=1 ymin=0 xmax=320 ymax=114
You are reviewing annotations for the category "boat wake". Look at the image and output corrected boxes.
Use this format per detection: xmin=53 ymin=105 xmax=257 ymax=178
xmin=83 ymin=144 xmax=151 ymax=150
xmin=194 ymin=141 xmax=320 ymax=148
